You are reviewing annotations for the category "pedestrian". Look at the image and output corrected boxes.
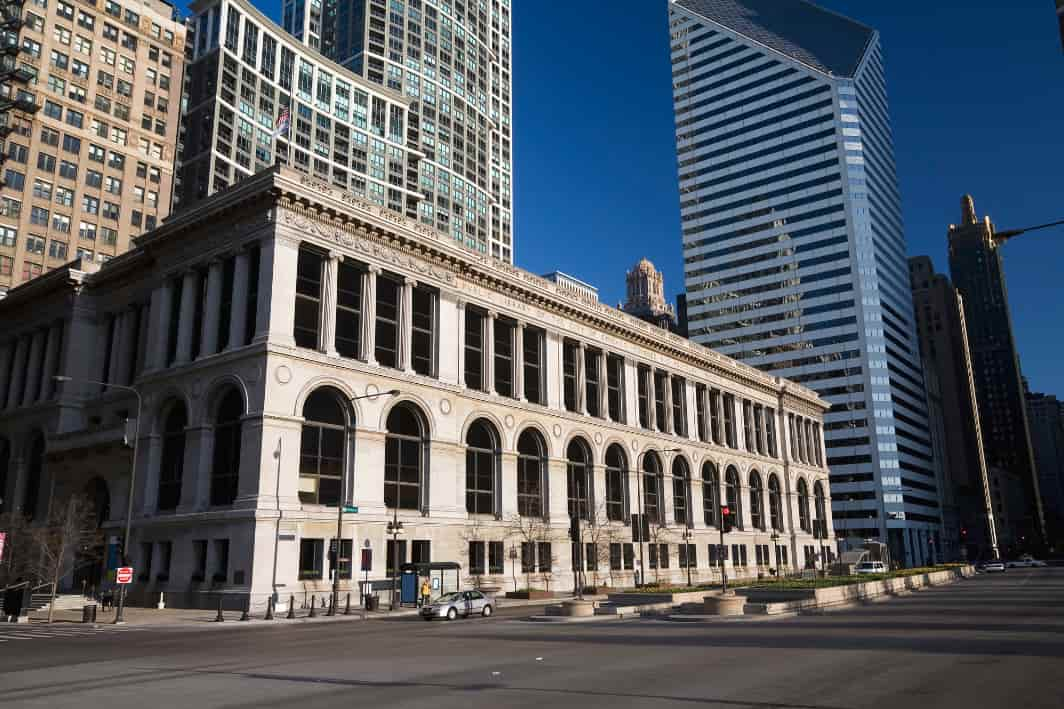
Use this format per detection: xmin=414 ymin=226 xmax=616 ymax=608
xmin=420 ymin=578 xmax=431 ymax=608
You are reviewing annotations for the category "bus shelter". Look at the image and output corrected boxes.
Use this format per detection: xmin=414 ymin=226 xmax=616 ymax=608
xmin=399 ymin=562 xmax=461 ymax=605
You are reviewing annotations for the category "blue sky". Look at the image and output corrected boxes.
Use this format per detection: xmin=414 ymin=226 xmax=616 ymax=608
xmin=245 ymin=1 xmax=1064 ymax=393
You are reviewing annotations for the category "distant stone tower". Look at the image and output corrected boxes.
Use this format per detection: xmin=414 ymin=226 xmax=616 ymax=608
xmin=622 ymin=258 xmax=677 ymax=332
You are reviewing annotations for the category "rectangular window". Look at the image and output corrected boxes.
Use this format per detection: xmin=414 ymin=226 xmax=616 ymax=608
xmin=192 ymin=540 xmax=207 ymax=581
xmin=585 ymin=543 xmax=598 ymax=572
xmin=536 ymin=542 xmax=552 ymax=573
xmin=696 ymin=384 xmax=708 ymax=442
xmin=374 ymin=275 xmax=400 ymax=368
xmin=522 ymin=327 xmax=543 ymax=404
xmin=493 ymin=318 xmax=514 ymax=397
xmin=743 ymin=400 xmax=756 ymax=453
xmin=521 ymin=542 xmax=536 ymax=574
xmin=293 ymin=247 xmax=322 ymax=349
xmin=609 ymin=543 xmax=622 ymax=571
xmin=654 ymin=370 xmax=668 ymax=433
xmin=467 ymin=541 xmax=485 ymax=575
xmin=671 ymin=375 xmax=687 ymax=437
xmin=606 ymin=354 xmax=624 ymax=423
xmin=299 ymin=539 xmax=324 ymax=580
xmin=488 ymin=541 xmax=504 ymax=575
xmin=584 ymin=348 xmax=601 ymax=418
xmin=464 ymin=308 xmax=484 ymax=390
xmin=766 ymin=408 xmax=778 ymax=458
xmin=330 ymin=539 xmax=353 ymax=579
xmin=411 ymin=540 xmax=431 ymax=564
xmin=648 ymin=543 xmax=658 ymax=570
xmin=386 ymin=539 xmax=407 ymax=574
xmin=753 ymin=405 xmax=766 ymax=455
xmin=623 ymin=543 xmax=635 ymax=570
xmin=562 ymin=340 xmax=578 ymax=412
xmin=335 ymin=260 xmax=362 ymax=359
xmin=411 ymin=285 xmax=436 ymax=377
xmin=637 ymin=365 xmax=651 ymax=429
xmin=723 ymin=394 xmax=737 ymax=448
xmin=213 ymin=539 xmax=229 ymax=582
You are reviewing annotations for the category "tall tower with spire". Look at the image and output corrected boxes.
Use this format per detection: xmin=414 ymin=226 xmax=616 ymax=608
xmin=622 ymin=259 xmax=677 ymax=332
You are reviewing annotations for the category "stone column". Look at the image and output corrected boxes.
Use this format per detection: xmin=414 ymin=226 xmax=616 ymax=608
xmin=140 ymin=434 xmax=162 ymax=514
xmin=662 ymin=374 xmax=673 ymax=434
xmin=454 ymin=299 xmax=467 ymax=386
xmin=320 ymin=252 xmax=342 ymax=356
xmin=646 ymin=366 xmax=657 ymax=431
xmin=255 ymin=236 xmax=299 ymax=347
xmin=399 ymin=277 xmax=415 ymax=373
xmin=190 ymin=424 xmax=214 ymax=511
xmin=228 ymin=249 xmax=251 ymax=350
xmin=623 ymin=360 xmax=639 ymax=426
xmin=575 ymin=341 xmax=587 ymax=415
xmin=0 ymin=340 xmax=13 ymax=407
xmin=106 ymin=312 xmax=125 ymax=386
xmin=200 ymin=259 xmax=224 ymax=358
xmin=22 ymin=330 xmax=45 ymax=406
xmin=513 ymin=322 xmax=525 ymax=401
xmin=144 ymin=280 xmax=173 ymax=372
xmin=116 ymin=308 xmax=138 ymax=385
xmin=545 ymin=332 xmax=563 ymax=410
xmin=361 ymin=265 xmax=379 ymax=365
xmin=134 ymin=303 xmax=150 ymax=377
xmin=39 ymin=322 xmax=62 ymax=400
xmin=484 ymin=311 xmax=496 ymax=393
xmin=174 ymin=270 xmax=199 ymax=364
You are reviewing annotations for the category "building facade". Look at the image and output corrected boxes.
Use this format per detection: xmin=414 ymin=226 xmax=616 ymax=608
xmin=282 ymin=0 xmax=514 ymax=262
xmin=0 ymin=167 xmax=831 ymax=608
xmin=668 ymin=0 xmax=940 ymax=566
xmin=622 ymin=258 xmax=678 ymax=332
xmin=948 ymin=195 xmax=1046 ymax=549
xmin=1026 ymin=386 xmax=1064 ymax=545
xmin=178 ymin=0 xmax=420 ymax=223
xmin=908 ymin=255 xmax=998 ymax=560
xmin=0 ymin=0 xmax=186 ymax=295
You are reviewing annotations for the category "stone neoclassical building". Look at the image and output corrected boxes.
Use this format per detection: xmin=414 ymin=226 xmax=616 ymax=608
xmin=0 ymin=167 xmax=832 ymax=609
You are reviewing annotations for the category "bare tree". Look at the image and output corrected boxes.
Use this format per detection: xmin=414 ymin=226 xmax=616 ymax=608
xmin=581 ymin=502 xmax=621 ymax=590
xmin=646 ymin=522 xmax=674 ymax=586
xmin=504 ymin=514 xmax=555 ymax=592
xmin=29 ymin=495 xmax=102 ymax=623
xmin=458 ymin=516 xmax=490 ymax=590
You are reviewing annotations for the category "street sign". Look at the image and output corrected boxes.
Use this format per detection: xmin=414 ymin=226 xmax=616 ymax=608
xmin=343 ymin=505 xmax=359 ymax=514
xmin=116 ymin=567 xmax=134 ymax=585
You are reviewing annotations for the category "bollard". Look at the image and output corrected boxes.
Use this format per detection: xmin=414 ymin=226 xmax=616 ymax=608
xmin=264 ymin=597 xmax=274 ymax=621
xmin=215 ymin=596 xmax=225 ymax=622
xmin=309 ymin=596 xmax=318 ymax=618
xmin=240 ymin=600 xmax=250 ymax=622
xmin=286 ymin=595 xmax=295 ymax=620
xmin=344 ymin=593 xmax=352 ymax=616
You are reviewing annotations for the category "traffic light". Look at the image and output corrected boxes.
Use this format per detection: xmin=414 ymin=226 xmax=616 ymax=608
xmin=961 ymin=527 xmax=968 ymax=539
xmin=721 ymin=505 xmax=733 ymax=533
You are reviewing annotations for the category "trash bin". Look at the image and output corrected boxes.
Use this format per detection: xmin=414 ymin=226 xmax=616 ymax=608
xmin=82 ymin=604 xmax=98 ymax=623
xmin=364 ymin=595 xmax=378 ymax=611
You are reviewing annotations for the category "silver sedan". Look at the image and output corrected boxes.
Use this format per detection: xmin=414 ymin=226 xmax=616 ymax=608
xmin=420 ymin=590 xmax=494 ymax=621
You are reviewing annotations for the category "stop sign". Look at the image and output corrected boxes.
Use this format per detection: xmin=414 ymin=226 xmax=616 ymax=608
xmin=116 ymin=567 xmax=134 ymax=585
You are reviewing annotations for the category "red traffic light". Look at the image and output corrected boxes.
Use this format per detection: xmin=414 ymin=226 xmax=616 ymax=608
xmin=721 ymin=506 xmax=730 ymax=516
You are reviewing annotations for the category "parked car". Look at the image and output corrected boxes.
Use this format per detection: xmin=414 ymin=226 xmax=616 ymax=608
xmin=420 ymin=590 xmax=493 ymax=621
xmin=855 ymin=561 xmax=888 ymax=575
xmin=1007 ymin=556 xmax=1048 ymax=568
xmin=981 ymin=560 xmax=1006 ymax=573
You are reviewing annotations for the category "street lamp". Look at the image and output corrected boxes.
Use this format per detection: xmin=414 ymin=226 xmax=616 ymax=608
xmin=330 ymin=388 xmax=400 ymax=616
xmin=387 ymin=509 xmax=404 ymax=611
xmin=770 ymin=531 xmax=781 ymax=585
xmin=54 ymin=375 xmax=141 ymax=624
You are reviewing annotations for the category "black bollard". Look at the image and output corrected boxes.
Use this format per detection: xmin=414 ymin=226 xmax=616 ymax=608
xmin=264 ymin=597 xmax=274 ymax=621
xmin=286 ymin=595 xmax=296 ymax=619
xmin=214 ymin=596 xmax=225 ymax=623
xmin=344 ymin=593 xmax=352 ymax=616
xmin=240 ymin=600 xmax=250 ymax=622
xmin=309 ymin=595 xmax=318 ymax=618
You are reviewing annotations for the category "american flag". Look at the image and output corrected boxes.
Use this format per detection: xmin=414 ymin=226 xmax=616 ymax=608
xmin=273 ymin=107 xmax=291 ymax=138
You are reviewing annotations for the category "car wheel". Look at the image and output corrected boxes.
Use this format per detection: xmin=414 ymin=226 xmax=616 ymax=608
xmin=482 ymin=604 xmax=493 ymax=617
xmin=447 ymin=607 xmax=458 ymax=621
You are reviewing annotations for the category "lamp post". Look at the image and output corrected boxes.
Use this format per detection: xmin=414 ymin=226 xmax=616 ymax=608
xmin=770 ymin=531 xmax=781 ymax=585
xmin=54 ymin=376 xmax=140 ymax=624
xmin=330 ymin=389 xmax=400 ymax=616
xmin=387 ymin=507 xmax=404 ymax=611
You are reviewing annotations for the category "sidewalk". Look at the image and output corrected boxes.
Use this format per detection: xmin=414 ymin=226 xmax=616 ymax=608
xmin=27 ymin=594 xmax=578 ymax=629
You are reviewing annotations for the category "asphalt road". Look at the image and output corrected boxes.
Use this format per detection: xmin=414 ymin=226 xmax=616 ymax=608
xmin=2 ymin=569 xmax=1063 ymax=709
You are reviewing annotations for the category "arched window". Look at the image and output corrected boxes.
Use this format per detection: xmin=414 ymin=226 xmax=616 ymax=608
xmin=702 ymin=461 xmax=719 ymax=527
xmin=724 ymin=466 xmax=742 ymax=531
xmin=605 ymin=444 xmax=628 ymax=522
xmin=465 ymin=418 xmax=499 ymax=516
xmin=749 ymin=471 xmax=765 ymax=531
xmin=566 ymin=438 xmax=592 ymax=521
xmin=210 ymin=389 xmax=244 ymax=507
xmin=22 ymin=433 xmax=45 ymax=519
xmin=385 ymin=402 xmax=427 ymax=510
xmin=672 ymin=456 xmax=691 ymax=526
xmin=516 ymin=429 xmax=546 ymax=518
xmin=158 ymin=404 xmax=187 ymax=511
xmin=642 ymin=451 xmax=663 ymax=525
xmin=768 ymin=474 xmax=783 ymax=532
xmin=0 ymin=437 xmax=10 ymax=515
xmin=813 ymin=481 xmax=827 ymax=538
xmin=797 ymin=479 xmax=811 ymax=533
xmin=299 ymin=388 xmax=349 ymax=506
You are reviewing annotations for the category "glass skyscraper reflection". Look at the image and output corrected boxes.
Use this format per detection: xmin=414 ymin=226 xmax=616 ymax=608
xmin=669 ymin=0 xmax=941 ymax=565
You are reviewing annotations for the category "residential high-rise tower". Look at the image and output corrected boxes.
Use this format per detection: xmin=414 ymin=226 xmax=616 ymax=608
xmin=669 ymin=0 xmax=941 ymax=565
xmin=283 ymin=0 xmax=513 ymax=262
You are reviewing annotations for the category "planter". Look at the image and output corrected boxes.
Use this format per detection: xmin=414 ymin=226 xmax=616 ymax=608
xmin=704 ymin=592 xmax=746 ymax=616
xmin=505 ymin=590 xmax=553 ymax=600
xmin=559 ymin=600 xmax=596 ymax=617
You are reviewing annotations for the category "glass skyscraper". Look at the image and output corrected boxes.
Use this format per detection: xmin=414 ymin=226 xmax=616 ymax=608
xmin=669 ymin=0 xmax=941 ymax=565
xmin=282 ymin=0 xmax=514 ymax=263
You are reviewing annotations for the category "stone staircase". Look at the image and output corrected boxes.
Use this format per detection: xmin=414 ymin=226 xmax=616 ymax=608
xmin=28 ymin=593 xmax=94 ymax=615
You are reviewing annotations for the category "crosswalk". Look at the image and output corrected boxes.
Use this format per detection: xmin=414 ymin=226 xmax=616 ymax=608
xmin=0 ymin=624 xmax=148 ymax=643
